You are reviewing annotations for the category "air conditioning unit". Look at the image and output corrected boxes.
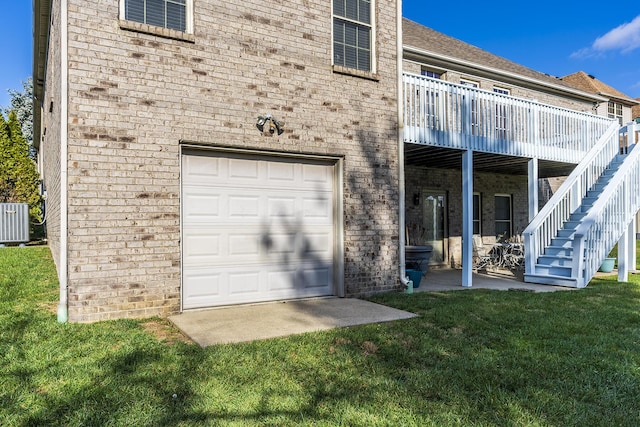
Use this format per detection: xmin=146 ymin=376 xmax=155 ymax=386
xmin=0 ymin=203 xmax=29 ymax=245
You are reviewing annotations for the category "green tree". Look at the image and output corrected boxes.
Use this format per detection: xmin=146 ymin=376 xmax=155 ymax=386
xmin=0 ymin=110 xmax=42 ymax=222
xmin=3 ymin=77 xmax=33 ymax=148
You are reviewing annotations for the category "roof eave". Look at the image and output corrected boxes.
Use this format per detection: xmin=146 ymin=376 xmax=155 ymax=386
xmin=403 ymin=45 xmax=608 ymax=104
xmin=32 ymin=0 xmax=51 ymax=151
xmin=598 ymin=92 xmax=640 ymax=106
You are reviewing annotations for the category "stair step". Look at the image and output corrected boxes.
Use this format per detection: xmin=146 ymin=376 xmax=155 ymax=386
xmin=523 ymin=273 xmax=580 ymax=287
xmin=550 ymin=237 xmax=573 ymax=248
xmin=562 ymin=220 xmax=581 ymax=230
xmin=556 ymin=229 xmax=575 ymax=238
xmin=538 ymin=255 xmax=573 ymax=267
xmin=544 ymin=246 xmax=573 ymax=257
xmin=570 ymin=212 xmax=587 ymax=221
xmin=534 ymin=264 xmax=572 ymax=277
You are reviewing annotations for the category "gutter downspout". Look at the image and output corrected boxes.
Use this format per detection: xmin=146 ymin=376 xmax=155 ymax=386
xmin=57 ymin=0 xmax=69 ymax=323
xmin=397 ymin=0 xmax=410 ymax=290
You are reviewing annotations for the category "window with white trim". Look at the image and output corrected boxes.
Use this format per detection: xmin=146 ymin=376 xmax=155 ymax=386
xmin=121 ymin=0 xmax=192 ymax=33
xmin=473 ymin=193 xmax=481 ymax=235
xmin=333 ymin=0 xmax=373 ymax=72
xmin=461 ymin=79 xmax=480 ymax=134
xmin=608 ymin=101 xmax=623 ymax=125
xmin=421 ymin=68 xmax=442 ymax=79
xmin=493 ymin=87 xmax=510 ymax=139
xmin=495 ymin=194 xmax=512 ymax=241
xmin=460 ymin=79 xmax=479 ymax=88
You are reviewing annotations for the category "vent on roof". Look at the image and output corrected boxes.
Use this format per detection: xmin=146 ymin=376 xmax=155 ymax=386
xmin=0 ymin=203 xmax=29 ymax=245
xmin=588 ymin=74 xmax=596 ymax=79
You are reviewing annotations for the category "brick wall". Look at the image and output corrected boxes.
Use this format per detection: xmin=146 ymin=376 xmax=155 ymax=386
xmin=41 ymin=0 xmax=63 ymax=271
xmin=54 ymin=0 xmax=400 ymax=321
xmin=405 ymin=166 xmax=528 ymax=268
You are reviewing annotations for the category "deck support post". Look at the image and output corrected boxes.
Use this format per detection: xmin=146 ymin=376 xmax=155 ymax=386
xmin=528 ymin=158 xmax=539 ymax=222
xmin=462 ymin=149 xmax=473 ymax=287
xmin=618 ymin=219 xmax=635 ymax=282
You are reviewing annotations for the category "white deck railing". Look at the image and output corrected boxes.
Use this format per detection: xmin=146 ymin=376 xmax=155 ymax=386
xmin=571 ymin=122 xmax=640 ymax=286
xmin=403 ymin=73 xmax=613 ymax=163
xmin=523 ymin=121 xmax=619 ymax=278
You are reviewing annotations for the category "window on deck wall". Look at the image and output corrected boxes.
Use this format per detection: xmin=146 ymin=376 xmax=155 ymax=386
xmin=493 ymin=87 xmax=511 ymax=139
xmin=495 ymin=194 xmax=512 ymax=241
xmin=121 ymin=0 xmax=192 ymax=33
xmin=333 ymin=0 xmax=374 ymax=72
xmin=608 ymin=101 xmax=623 ymax=125
xmin=473 ymin=193 xmax=481 ymax=235
xmin=421 ymin=68 xmax=442 ymax=79
xmin=460 ymin=79 xmax=480 ymax=135
xmin=417 ymin=69 xmax=443 ymax=128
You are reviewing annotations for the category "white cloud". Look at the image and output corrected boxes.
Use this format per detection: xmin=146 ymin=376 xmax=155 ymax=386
xmin=571 ymin=15 xmax=640 ymax=58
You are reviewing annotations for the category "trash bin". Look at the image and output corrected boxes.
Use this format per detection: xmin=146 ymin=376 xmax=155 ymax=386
xmin=406 ymin=269 xmax=423 ymax=288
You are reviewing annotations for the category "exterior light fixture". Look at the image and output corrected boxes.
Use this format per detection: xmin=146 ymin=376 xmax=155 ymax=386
xmin=256 ymin=114 xmax=284 ymax=135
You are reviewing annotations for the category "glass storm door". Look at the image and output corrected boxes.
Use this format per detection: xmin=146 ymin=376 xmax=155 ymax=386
xmin=423 ymin=191 xmax=446 ymax=263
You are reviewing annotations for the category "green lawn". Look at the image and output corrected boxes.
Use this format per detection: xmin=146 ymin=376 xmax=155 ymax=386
xmin=2 ymin=246 xmax=640 ymax=426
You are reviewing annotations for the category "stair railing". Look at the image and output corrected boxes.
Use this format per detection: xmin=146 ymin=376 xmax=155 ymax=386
xmin=523 ymin=121 xmax=619 ymax=277
xmin=572 ymin=121 xmax=640 ymax=286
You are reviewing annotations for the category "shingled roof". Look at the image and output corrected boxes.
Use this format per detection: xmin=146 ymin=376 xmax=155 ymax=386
xmin=561 ymin=71 xmax=638 ymax=105
xmin=402 ymin=18 xmax=603 ymax=101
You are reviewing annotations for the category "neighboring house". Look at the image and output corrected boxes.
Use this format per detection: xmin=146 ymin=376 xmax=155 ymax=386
xmin=561 ymin=71 xmax=639 ymax=125
xmin=633 ymin=99 xmax=640 ymax=123
xmin=33 ymin=4 xmax=639 ymax=323
xmin=34 ymin=0 xmax=402 ymax=322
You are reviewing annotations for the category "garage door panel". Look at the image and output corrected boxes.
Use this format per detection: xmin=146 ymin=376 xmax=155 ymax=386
xmin=302 ymin=232 xmax=332 ymax=255
xmin=182 ymin=155 xmax=221 ymax=183
xmin=228 ymin=233 xmax=261 ymax=256
xmin=182 ymin=192 xmax=221 ymax=223
xmin=183 ymin=270 xmax=222 ymax=308
xmin=267 ymin=161 xmax=296 ymax=182
xmin=302 ymin=196 xmax=331 ymax=219
xmin=183 ymin=153 xmax=336 ymax=310
xmin=267 ymin=197 xmax=297 ymax=218
xmin=301 ymin=266 xmax=332 ymax=289
xmin=302 ymin=164 xmax=332 ymax=185
xmin=183 ymin=232 xmax=221 ymax=263
xmin=228 ymin=271 xmax=261 ymax=295
xmin=229 ymin=195 xmax=261 ymax=218
xmin=229 ymin=158 xmax=260 ymax=179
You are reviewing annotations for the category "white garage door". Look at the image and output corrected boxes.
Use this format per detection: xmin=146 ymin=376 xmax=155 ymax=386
xmin=182 ymin=151 xmax=336 ymax=309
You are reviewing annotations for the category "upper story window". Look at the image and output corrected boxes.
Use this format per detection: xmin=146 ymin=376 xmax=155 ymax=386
xmin=333 ymin=0 xmax=374 ymax=72
xmin=608 ymin=101 xmax=623 ymax=125
xmin=121 ymin=0 xmax=192 ymax=33
xmin=460 ymin=79 xmax=479 ymax=88
xmin=493 ymin=87 xmax=510 ymax=95
xmin=421 ymin=68 xmax=441 ymax=79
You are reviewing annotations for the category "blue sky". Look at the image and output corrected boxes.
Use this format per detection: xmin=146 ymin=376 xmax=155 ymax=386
xmin=403 ymin=2 xmax=640 ymax=99
xmin=1 ymin=2 xmax=639 ymax=110
xmin=0 ymin=2 xmax=32 ymax=109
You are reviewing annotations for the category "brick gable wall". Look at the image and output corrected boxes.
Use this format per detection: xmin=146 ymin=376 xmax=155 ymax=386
xmin=56 ymin=0 xmax=400 ymax=321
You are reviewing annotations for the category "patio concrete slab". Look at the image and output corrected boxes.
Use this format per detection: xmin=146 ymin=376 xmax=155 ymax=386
xmin=169 ymin=268 xmax=584 ymax=347
xmin=169 ymin=297 xmax=417 ymax=347
xmin=414 ymin=268 xmax=575 ymax=292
